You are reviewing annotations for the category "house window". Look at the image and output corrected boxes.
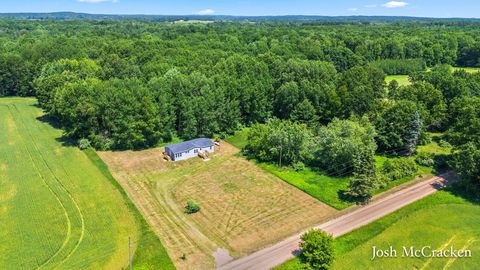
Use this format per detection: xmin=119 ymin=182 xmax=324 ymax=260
xmin=194 ymin=149 xmax=198 ymax=153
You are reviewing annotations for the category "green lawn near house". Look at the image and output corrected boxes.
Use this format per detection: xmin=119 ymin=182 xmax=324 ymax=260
xmin=224 ymin=127 xmax=251 ymax=149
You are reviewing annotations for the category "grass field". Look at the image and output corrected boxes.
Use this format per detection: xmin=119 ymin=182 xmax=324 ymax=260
xmin=99 ymin=141 xmax=337 ymax=269
xmin=385 ymin=75 xmax=411 ymax=86
xmin=385 ymin=67 xmax=480 ymax=88
xmin=276 ymin=186 xmax=480 ymax=270
xmin=0 ymin=98 xmax=173 ymax=269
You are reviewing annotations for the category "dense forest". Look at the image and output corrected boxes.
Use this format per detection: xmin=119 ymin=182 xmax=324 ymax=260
xmin=1 ymin=18 xmax=480 ymax=198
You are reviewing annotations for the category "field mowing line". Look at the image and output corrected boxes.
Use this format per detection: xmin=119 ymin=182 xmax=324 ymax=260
xmin=137 ymin=166 xmax=217 ymax=253
xmin=8 ymin=104 xmax=85 ymax=269
xmin=419 ymin=235 xmax=456 ymax=270
xmin=5 ymin=104 xmax=72 ymax=269
xmin=442 ymin=238 xmax=476 ymax=270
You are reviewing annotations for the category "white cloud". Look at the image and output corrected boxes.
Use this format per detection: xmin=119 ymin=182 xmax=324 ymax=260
xmin=348 ymin=8 xmax=359 ymax=12
xmin=195 ymin=9 xmax=215 ymax=15
xmin=77 ymin=0 xmax=118 ymax=3
xmin=364 ymin=4 xmax=378 ymax=8
xmin=382 ymin=1 xmax=408 ymax=8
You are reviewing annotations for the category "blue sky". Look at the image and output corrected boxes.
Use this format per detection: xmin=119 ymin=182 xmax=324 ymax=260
xmin=1 ymin=0 xmax=479 ymax=18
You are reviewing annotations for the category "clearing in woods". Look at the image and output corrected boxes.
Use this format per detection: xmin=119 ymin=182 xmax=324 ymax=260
xmin=0 ymin=98 xmax=173 ymax=269
xmin=99 ymin=141 xmax=338 ymax=269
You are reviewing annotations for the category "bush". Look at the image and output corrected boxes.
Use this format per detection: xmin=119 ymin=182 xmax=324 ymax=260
xmin=184 ymin=200 xmax=201 ymax=214
xmin=300 ymin=229 xmax=335 ymax=270
xmin=292 ymin=162 xmax=306 ymax=172
xmin=382 ymin=158 xmax=418 ymax=181
xmin=439 ymin=140 xmax=452 ymax=148
xmin=78 ymin=138 xmax=91 ymax=150
xmin=415 ymin=153 xmax=435 ymax=167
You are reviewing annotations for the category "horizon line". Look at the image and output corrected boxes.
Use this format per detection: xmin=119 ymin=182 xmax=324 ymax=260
xmin=0 ymin=11 xmax=479 ymax=20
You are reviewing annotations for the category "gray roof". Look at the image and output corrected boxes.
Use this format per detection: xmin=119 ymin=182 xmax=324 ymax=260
xmin=165 ymin=138 xmax=214 ymax=154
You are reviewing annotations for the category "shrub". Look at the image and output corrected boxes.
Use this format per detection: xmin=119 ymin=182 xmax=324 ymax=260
xmin=292 ymin=161 xmax=306 ymax=172
xmin=300 ymin=229 xmax=335 ymax=270
xmin=415 ymin=153 xmax=435 ymax=167
xmin=382 ymin=158 xmax=418 ymax=181
xmin=439 ymin=140 xmax=452 ymax=148
xmin=78 ymin=138 xmax=91 ymax=150
xmin=184 ymin=200 xmax=201 ymax=214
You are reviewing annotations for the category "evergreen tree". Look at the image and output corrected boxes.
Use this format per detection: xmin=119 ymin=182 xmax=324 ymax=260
xmin=347 ymin=145 xmax=377 ymax=201
xmin=388 ymin=80 xmax=399 ymax=98
xmin=404 ymin=111 xmax=422 ymax=156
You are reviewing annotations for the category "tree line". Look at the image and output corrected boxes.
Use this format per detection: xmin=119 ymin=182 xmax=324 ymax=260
xmin=0 ymin=19 xmax=479 ymax=195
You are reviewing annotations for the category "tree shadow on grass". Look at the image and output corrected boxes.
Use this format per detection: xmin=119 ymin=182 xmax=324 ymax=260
xmin=36 ymin=114 xmax=76 ymax=147
xmin=337 ymin=189 xmax=369 ymax=205
xmin=445 ymin=182 xmax=480 ymax=206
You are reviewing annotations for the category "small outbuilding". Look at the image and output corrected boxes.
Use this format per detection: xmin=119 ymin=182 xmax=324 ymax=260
xmin=164 ymin=138 xmax=215 ymax=161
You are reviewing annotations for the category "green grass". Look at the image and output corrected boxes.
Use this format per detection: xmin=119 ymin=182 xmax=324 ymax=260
xmin=276 ymin=186 xmax=480 ymax=270
xmin=226 ymin=128 xmax=447 ymax=210
xmin=156 ymin=136 xmax=183 ymax=148
xmin=258 ymin=164 xmax=351 ymax=210
xmin=84 ymin=149 xmax=175 ymax=269
xmin=385 ymin=75 xmax=411 ymax=86
xmin=0 ymin=98 xmax=174 ymax=269
xmin=224 ymin=128 xmax=251 ymax=149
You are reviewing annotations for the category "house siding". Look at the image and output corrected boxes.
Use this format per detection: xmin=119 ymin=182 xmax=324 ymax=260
xmin=168 ymin=146 xmax=214 ymax=161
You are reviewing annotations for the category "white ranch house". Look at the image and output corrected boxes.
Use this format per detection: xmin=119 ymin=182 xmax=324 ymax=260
xmin=164 ymin=138 xmax=214 ymax=161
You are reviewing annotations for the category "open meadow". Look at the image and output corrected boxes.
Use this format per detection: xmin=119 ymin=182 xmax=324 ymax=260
xmin=99 ymin=141 xmax=338 ymax=269
xmin=0 ymin=98 xmax=173 ymax=269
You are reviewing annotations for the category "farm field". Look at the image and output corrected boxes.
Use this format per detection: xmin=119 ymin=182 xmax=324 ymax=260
xmin=226 ymin=129 xmax=444 ymax=210
xmin=99 ymin=141 xmax=338 ymax=269
xmin=276 ymin=186 xmax=480 ymax=270
xmin=0 ymin=98 xmax=173 ymax=269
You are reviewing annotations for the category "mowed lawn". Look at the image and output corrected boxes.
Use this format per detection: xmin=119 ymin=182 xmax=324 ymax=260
xmin=276 ymin=187 xmax=480 ymax=270
xmin=0 ymin=98 xmax=173 ymax=269
xmin=99 ymin=141 xmax=337 ymax=269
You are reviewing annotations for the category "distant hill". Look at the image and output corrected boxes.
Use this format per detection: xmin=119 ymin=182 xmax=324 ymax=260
xmin=0 ymin=12 xmax=479 ymax=23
